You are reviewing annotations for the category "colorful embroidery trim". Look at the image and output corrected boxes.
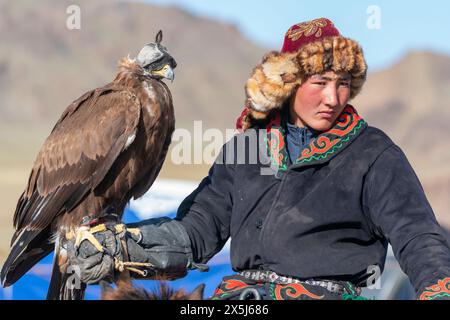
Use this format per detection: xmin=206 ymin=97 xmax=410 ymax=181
xmin=269 ymin=283 xmax=324 ymax=300
xmin=296 ymin=110 xmax=365 ymax=164
xmin=266 ymin=127 xmax=288 ymax=171
xmin=213 ymin=278 xmax=250 ymax=298
xmin=265 ymin=105 xmax=366 ymax=171
xmin=419 ymin=277 xmax=450 ymax=300
xmin=211 ymin=276 xmax=372 ymax=300
xmin=212 ymin=277 xmax=325 ymax=300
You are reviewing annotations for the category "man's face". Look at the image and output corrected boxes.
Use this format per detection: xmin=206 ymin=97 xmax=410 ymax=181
xmin=289 ymin=71 xmax=351 ymax=131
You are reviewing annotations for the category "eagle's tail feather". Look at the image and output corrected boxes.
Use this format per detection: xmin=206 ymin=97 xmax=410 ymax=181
xmin=46 ymin=238 xmax=86 ymax=300
xmin=47 ymin=264 xmax=86 ymax=300
xmin=1 ymin=228 xmax=53 ymax=287
xmin=46 ymin=253 xmax=63 ymax=300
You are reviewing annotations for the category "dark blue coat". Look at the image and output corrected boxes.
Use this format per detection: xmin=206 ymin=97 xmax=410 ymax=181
xmin=176 ymin=105 xmax=450 ymax=299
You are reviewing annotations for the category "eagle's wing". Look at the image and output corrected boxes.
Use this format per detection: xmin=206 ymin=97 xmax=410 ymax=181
xmin=1 ymin=87 xmax=141 ymax=283
xmin=14 ymin=87 xmax=141 ymax=234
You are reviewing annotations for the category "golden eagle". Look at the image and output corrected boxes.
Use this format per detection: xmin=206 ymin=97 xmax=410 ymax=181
xmin=1 ymin=30 xmax=176 ymax=299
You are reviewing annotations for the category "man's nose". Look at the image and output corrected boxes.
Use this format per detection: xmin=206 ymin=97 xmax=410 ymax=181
xmin=323 ymin=86 xmax=339 ymax=107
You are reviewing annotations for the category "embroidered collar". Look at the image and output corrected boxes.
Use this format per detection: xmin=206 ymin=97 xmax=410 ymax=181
xmin=265 ymin=104 xmax=367 ymax=171
xmin=283 ymin=111 xmax=318 ymax=164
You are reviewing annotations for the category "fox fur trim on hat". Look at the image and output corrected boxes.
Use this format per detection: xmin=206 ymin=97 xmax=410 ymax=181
xmin=242 ymin=36 xmax=367 ymax=130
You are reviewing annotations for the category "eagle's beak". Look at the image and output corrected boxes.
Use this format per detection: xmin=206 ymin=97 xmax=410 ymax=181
xmin=152 ymin=64 xmax=175 ymax=82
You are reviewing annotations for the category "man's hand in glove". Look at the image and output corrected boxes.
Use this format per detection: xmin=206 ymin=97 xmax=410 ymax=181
xmin=66 ymin=224 xmax=120 ymax=284
xmin=65 ymin=217 xmax=208 ymax=285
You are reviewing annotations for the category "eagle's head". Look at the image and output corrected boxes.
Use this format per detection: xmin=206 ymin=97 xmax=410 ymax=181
xmin=136 ymin=30 xmax=177 ymax=82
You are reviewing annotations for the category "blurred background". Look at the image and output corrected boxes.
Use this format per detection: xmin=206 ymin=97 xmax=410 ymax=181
xmin=0 ymin=0 xmax=449 ymax=299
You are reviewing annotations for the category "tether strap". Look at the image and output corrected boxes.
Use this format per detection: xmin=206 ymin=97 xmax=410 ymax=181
xmin=113 ymin=223 xmax=153 ymax=278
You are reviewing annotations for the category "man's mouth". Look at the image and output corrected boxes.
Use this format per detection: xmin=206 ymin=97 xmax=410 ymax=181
xmin=318 ymin=111 xmax=334 ymax=119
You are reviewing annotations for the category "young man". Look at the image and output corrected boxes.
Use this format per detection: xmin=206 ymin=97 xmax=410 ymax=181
xmin=70 ymin=18 xmax=450 ymax=300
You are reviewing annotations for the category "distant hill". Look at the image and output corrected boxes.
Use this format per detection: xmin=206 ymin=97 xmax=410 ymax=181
xmin=353 ymin=51 xmax=450 ymax=227
xmin=0 ymin=0 xmax=266 ymax=130
xmin=355 ymin=51 xmax=450 ymax=177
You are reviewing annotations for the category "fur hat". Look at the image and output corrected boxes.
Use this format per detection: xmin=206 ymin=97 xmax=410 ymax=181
xmin=237 ymin=18 xmax=367 ymax=131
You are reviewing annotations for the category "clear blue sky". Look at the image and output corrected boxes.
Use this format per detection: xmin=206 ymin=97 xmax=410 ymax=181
xmin=145 ymin=0 xmax=450 ymax=71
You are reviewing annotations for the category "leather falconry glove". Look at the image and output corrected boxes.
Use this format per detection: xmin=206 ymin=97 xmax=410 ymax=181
xmin=67 ymin=216 xmax=208 ymax=285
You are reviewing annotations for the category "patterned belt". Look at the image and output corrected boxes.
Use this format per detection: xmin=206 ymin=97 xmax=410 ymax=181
xmin=238 ymin=270 xmax=361 ymax=296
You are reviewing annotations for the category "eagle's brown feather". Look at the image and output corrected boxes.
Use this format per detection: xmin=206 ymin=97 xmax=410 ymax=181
xmin=1 ymin=57 xmax=176 ymax=297
xmin=14 ymin=88 xmax=141 ymax=232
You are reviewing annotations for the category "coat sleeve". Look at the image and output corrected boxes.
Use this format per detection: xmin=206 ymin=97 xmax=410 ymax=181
xmin=363 ymin=144 xmax=450 ymax=300
xmin=175 ymin=141 xmax=235 ymax=265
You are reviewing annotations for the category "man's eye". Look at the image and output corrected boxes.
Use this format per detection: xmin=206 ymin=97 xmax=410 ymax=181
xmin=313 ymin=82 xmax=326 ymax=86
xmin=339 ymin=82 xmax=350 ymax=87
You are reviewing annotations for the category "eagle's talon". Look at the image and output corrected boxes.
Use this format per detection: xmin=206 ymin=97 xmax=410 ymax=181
xmin=74 ymin=227 xmax=105 ymax=253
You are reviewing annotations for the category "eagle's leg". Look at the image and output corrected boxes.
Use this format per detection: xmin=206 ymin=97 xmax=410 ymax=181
xmin=69 ymin=222 xmax=139 ymax=254
xmin=74 ymin=228 xmax=105 ymax=252
xmin=112 ymin=224 xmax=153 ymax=278
xmin=66 ymin=225 xmax=107 ymax=253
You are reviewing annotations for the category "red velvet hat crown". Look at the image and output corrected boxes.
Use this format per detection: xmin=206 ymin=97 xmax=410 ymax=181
xmin=281 ymin=18 xmax=340 ymax=53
